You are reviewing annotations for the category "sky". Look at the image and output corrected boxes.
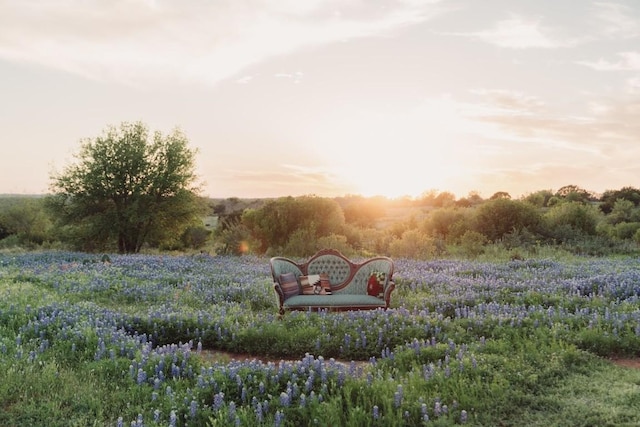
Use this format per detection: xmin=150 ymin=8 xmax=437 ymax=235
xmin=1 ymin=0 xmax=640 ymax=200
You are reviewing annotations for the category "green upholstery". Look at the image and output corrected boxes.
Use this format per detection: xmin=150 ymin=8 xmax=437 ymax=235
xmin=270 ymin=257 xmax=303 ymax=280
xmin=307 ymin=255 xmax=351 ymax=284
xmin=336 ymin=258 xmax=393 ymax=295
xmin=284 ymin=294 xmax=386 ymax=309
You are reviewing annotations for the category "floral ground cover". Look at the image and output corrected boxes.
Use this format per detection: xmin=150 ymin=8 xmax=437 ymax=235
xmin=1 ymin=252 xmax=640 ymax=426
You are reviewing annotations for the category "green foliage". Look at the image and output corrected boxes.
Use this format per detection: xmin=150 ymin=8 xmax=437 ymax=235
xmin=214 ymin=222 xmax=254 ymax=255
xmin=422 ymin=207 xmax=471 ymax=242
xmin=388 ymin=229 xmax=442 ymax=259
xmin=180 ymin=225 xmax=211 ymax=249
xmin=599 ymin=186 xmax=640 ymax=214
xmin=606 ymin=198 xmax=640 ymax=224
xmin=242 ymin=196 xmax=345 ymax=254
xmin=522 ymin=189 xmax=554 ymax=208
xmin=4 ymin=253 xmax=640 ymax=426
xmin=0 ymin=198 xmax=52 ymax=246
xmin=316 ymin=234 xmax=354 ymax=256
xmin=46 ymin=121 xmax=203 ymax=253
xmin=555 ymin=184 xmax=595 ymax=203
xmin=473 ymin=199 xmax=541 ymax=242
xmin=341 ymin=196 xmax=386 ymax=227
xmin=458 ymin=230 xmax=487 ymax=257
xmin=543 ymin=201 xmax=602 ymax=240
xmin=610 ymin=222 xmax=640 ymax=240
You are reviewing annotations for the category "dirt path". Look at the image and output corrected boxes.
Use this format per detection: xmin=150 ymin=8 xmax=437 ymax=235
xmin=197 ymin=350 xmax=369 ymax=369
xmin=199 ymin=350 xmax=640 ymax=372
xmin=610 ymin=358 xmax=640 ymax=369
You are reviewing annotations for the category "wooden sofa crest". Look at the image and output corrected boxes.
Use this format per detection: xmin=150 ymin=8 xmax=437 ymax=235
xmin=270 ymin=249 xmax=395 ymax=315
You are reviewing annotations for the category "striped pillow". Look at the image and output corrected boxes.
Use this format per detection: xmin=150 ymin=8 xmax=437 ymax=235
xmin=319 ymin=273 xmax=332 ymax=295
xmin=300 ymin=274 xmax=321 ymax=295
xmin=279 ymin=272 xmax=300 ymax=300
xmin=300 ymin=273 xmax=332 ymax=295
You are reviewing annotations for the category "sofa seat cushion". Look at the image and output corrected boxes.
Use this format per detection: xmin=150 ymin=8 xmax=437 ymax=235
xmin=283 ymin=294 xmax=385 ymax=309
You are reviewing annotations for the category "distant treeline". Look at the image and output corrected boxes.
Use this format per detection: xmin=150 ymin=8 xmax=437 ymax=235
xmin=212 ymin=185 xmax=640 ymax=258
xmin=2 ymin=184 xmax=640 ymax=258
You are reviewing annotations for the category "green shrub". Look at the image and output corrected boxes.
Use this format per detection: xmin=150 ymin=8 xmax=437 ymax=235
xmin=389 ymin=229 xmax=441 ymax=259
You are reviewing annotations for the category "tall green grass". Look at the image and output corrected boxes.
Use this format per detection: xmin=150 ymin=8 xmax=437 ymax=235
xmin=1 ymin=252 xmax=640 ymax=426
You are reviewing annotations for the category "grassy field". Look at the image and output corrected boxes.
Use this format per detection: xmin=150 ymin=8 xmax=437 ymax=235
xmin=1 ymin=251 xmax=640 ymax=426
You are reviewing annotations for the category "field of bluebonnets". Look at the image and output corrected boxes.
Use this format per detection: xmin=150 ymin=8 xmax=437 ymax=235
xmin=2 ymin=251 xmax=640 ymax=426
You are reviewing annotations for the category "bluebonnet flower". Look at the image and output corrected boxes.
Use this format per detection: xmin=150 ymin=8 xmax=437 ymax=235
xmin=275 ymin=410 xmax=285 ymax=427
xmin=137 ymin=368 xmax=147 ymax=385
xmin=434 ymin=400 xmax=442 ymax=416
xmin=280 ymin=391 xmax=291 ymax=407
xmin=373 ymin=405 xmax=380 ymax=420
xmin=394 ymin=391 xmax=403 ymax=408
xmin=213 ymin=392 xmax=225 ymax=410
xmin=255 ymin=402 xmax=263 ymax=423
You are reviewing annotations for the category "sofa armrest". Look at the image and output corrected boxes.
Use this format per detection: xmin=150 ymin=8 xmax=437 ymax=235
xmin=273 ymin=282 xmax=285 ymax=315
xmin=383 ymin=280 xmax=396 ymax=308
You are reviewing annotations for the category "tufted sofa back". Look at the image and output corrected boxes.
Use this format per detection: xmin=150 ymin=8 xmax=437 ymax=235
xmin=271 ymin=249 xmax=394 ymax=294
xmin=307 ymin=254 xmax=351 ymax=284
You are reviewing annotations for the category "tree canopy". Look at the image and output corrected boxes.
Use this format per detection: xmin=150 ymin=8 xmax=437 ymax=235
xmin=242 ymin=196 xmax=345 ymax=254
xmin=47 ymin=121 xmax=203 ymax=253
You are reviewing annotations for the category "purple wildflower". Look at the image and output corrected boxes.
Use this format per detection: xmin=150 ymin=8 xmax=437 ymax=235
xmin=190 ymin=400 xmax=197 ymax=418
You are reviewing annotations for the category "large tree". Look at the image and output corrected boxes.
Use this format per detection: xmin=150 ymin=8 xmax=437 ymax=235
xmin=47 ymin=121 xmax=203 ymax=253
xmin=242 ymin=196 xmax=345 ymax=253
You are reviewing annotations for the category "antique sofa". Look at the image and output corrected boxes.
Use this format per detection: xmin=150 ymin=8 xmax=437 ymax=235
xmin=270 ymin=249 xmax=395 ymax=315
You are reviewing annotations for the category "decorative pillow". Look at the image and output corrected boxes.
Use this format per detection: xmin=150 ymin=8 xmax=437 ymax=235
xmin=319 ymin=273 xmax=332 ymax=295
xmin=299 ymin=273 xmax=332 ymax=295
xmin=300 ymin=274 xmax=321 ymax=295
xmin=279 ymin=272 xmax=300 ymax=300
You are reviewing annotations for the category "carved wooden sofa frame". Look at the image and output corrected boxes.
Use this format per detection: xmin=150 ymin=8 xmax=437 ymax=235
xmin=270 ymin=249 xmax=395 ymax=315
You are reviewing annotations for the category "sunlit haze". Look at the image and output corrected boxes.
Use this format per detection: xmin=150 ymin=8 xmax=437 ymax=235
xmin=2 ymin=1 xmax=640 ymax=199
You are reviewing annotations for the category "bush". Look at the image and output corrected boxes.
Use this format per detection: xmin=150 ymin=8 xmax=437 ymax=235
xmin=543 ymin=202 xmax=602 ymax=238
xmin=388 ymin=229 xmax=441 ymax=259
xmin=459 ymin=230 xmax=487 ymax=257
xmin=473 ymin=199 xmax=541 ymax=242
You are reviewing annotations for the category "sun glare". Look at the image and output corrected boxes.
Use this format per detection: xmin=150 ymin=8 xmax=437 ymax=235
xmin=311 ymin=95 xmax=481 ymax=200
xmin=330 ymin=153 xmax=457 ymax=199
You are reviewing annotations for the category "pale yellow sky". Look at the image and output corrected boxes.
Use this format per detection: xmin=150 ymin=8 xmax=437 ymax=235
xmin=1 ymin=0 xmax=640 ymax=199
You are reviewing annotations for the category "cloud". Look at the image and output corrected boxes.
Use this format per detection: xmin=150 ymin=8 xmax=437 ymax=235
xmin=576 ymin=51 xmax=640 ymax=71
xmin=628 ymin=76 xmax=640 ymax=93
xmin=221 ymin=164 xmax=346 ymax=197
xmin=235 ymin=75 xmax=254 ymax=84
xmin=446 ymin=15 xmax=574 ymax=49
xmin=0 ymin=0 xmax=443 ymax=88
xmin=591 ymin=2 xmax=640 ymax=39
xmin=447 ymin=89 xmax=640 ymax=196
xmin=468 ymin=88 xmax=640 ymax=159
xmin=274 ymin=71 xmax=304 ymax=83
xmin=469 ymin=89 xmax=545 ymax=114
